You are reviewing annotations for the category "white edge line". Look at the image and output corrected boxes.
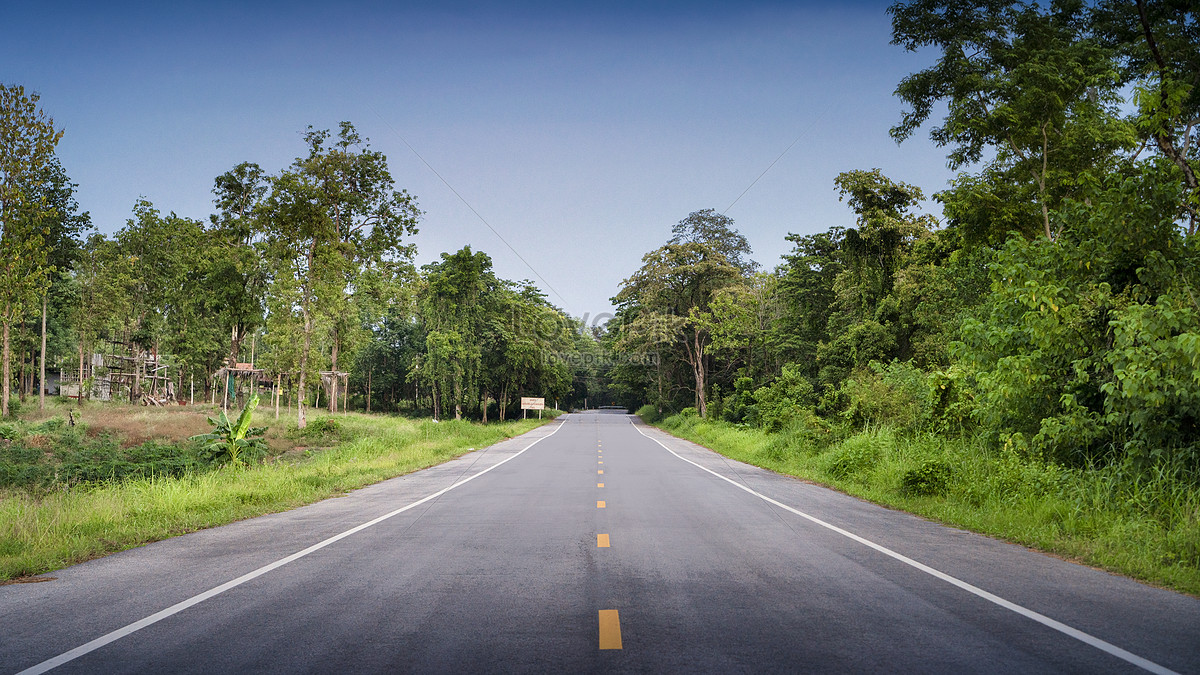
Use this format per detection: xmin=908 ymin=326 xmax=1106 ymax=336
xmin=17 ymin=420 xmax=566 ymax=675
xmin=630 ymin=418 xmax=1178 ymax=675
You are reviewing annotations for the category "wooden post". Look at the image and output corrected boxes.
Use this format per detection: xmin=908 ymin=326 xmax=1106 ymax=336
xmin=342 ymin=375 xmax=348 ymax=415
xmin=275 ymin=373 xmax=281 ymax=420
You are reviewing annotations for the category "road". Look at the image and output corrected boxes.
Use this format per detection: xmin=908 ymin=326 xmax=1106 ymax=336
xmin=2 ymin=411 xmax=1198 ymax=673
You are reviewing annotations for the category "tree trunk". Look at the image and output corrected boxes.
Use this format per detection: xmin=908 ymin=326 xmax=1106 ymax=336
xmin=19 ymin=348 xmax=28 ymax=402
xmin=686 ymin=329 xmax=708 ymax=418
xmin=366 ymin=370 xmax=371 ymax=413
xmin=328 ymin=336 xmax=338 ymax=413
xmin=78 ymin=341 xmax=85 ymax=404
xmin=2 ymin=318 xmax=10 ymax=417
xmin=298 ymin=311 xmax=311 ymax=430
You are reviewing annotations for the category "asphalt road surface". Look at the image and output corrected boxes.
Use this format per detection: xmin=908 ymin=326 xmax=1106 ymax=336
xmin=3 ymin=411 xmax=1199 ymax=674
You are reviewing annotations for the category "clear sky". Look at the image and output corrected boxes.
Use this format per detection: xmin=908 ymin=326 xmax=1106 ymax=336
xmin=5 ymin=0 xmax=954 ymax=325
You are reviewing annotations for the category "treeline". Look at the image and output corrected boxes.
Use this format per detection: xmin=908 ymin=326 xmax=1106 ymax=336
xmin=607 ymin=0 xmax=1199 ymax=474
xmin=0 ymin=108 xmax=586 ymax=426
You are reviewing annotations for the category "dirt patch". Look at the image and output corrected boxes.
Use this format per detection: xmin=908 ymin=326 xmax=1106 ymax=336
xmin=77 ymin=407 xmax=213 ymax=447
xmin=0 ymin=576 xmax=56 ymax=586
xmin=24 ymin=435 xmax=50 ymax=450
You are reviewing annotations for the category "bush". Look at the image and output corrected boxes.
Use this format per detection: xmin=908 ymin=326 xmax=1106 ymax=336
xmin=752 ymin=364 xmax=817 ymax=431
xmin=299 ymin=416 xmax=341 ymax=439
xmin=821 ymin=430 xmax=889 ymax=480
xmin=842 ymin=360 xmax=933 ymax=430
xmin=635 ymin=404 xmax=661 ymax=424
xmin=901 ymin=459 xmax=952 ymax=497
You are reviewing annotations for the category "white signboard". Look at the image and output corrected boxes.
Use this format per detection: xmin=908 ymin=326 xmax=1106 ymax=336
xmin=520 ymin=397 xmax=545 ymax=410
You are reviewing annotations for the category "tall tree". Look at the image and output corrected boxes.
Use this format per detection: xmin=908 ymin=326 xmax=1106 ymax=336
xmin=25 ymin=157 xmax=90 ymax=409
xmin=415 ymin=246 xmax=494 ymax=420
xmin=614 ymin=240 xmax=741 ymax=417
xmin=889 ymin=0 xmax=1135 ymax=240
xmin=669 ymin=208 xmax=759 ymax=273
xmin=0 ymin=83 xmax=62 ymax=416
xmin=263 ymin=122 xmax=420 ymax=428
xmin=210 ymin=162 xmax=268 ymax=382
xmin=1095 ymin=0 xmax=1200 ymax=233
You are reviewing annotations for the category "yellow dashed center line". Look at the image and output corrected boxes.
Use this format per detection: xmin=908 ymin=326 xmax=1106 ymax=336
xmin=597 ymin=482 xmax=604 ymax=487
xmin=599 ymin=610 xmax=622 ymax=649
xmin=598 ymin=470 xmax=604 ymax=474
xmin=597 ymin=500 xmax=606 ymax=508
xmin=597 ymin=533 xmax=610 ymax=547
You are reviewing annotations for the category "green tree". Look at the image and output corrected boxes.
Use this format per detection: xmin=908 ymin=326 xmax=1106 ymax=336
xmin=0 ymin=83 xmax=62 ymax=416
xmin=209 ymin=162 xmax=269 ymax=385
xmin=262 ymin=122 xmax=420 ymax=428
xmin=890 ymin=0 xmax=1136 ymax=240
xmin=614 ymin=240 xmax=742 ymax=417
xmin=415 ymin=246 xmax=494 ymax=420
xmin=772 ymin=228 xmax=845 ymax=379
xmin=1094 ymin=0 xmax=1200 ymax=233
xmin=669 ymin=208 xmax=759 ymax=273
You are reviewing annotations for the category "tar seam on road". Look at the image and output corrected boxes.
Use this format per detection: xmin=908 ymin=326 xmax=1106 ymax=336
xmin=630 ymin=418 xmax=1179 ymax=675
xmin=16 ymin=420 xmax=567 ymax=675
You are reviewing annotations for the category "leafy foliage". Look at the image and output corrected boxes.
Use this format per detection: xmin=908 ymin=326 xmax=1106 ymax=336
xmin=191 ymin=395 xmax=269 ymax=466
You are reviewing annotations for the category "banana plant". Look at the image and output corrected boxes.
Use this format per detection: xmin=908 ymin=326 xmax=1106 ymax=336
xmin=191 ymin=395 xmax=269 ymax=466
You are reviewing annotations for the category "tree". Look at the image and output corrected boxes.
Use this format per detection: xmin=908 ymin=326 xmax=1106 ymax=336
xmin=0 ymin=83 xmax=62 ymax=416
xmin=832 ymin=169 xmax=935 ymax=319
xmin=1095 ymin=0 xmax=1200 ymax=233
xmin=415 ymin=246 xmax=494 ymax=420
xmin=33 ymin=158 xmax=90 ymax=408
xmin=209 ymin=162 xmax=269 ymax=386
xmin=613 ymin=240 xmax=741 ymax=417
xmin=263 ymin=122 xmax=420 ymax=428
xmin=669 ymin=208 xmax=759 ymax=273
xmin=889 ymin=0 xmax=1136 ymax=240
xmin=772 ymin=227 xmax=844 ymax=376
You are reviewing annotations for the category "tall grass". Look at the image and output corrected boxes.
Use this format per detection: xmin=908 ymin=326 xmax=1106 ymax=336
xmin=0 ymin=411 xmax=551 ymax=581
xmin=657 ymin=414 xmax=1200 ymax=597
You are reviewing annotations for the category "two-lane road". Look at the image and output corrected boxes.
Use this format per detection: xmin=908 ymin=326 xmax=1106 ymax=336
xmin=3 ymin=411 xmax=1198 ymax=673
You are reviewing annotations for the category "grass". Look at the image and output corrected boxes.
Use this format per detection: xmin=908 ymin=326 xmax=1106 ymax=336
xmin=0 ymin=399 xmax=555 ymax=581
xmin=655 ymin=414 xmax=1200 ymax=597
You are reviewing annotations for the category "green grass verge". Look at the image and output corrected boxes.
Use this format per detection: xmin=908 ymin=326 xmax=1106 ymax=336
xmin=0 ymin=411 xmax=553 ymax=581
xmin=653 ymin=414 xmax=1200 ymax=597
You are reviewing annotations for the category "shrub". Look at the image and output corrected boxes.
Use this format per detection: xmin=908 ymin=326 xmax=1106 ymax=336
xmin=901 ymin=459 xmax=952 ymax=497
xmin=821 ymin=431 xmax=888 ymax=480
xmin=752 ymin=364 xmax=817 ymax=431
xmin=842 ymin=360 xmax=933 ymax=430
xmin=304 ymin=417 xmax=341 ymax=436
xmin=635 ymin=404 xmax=660 ymax=424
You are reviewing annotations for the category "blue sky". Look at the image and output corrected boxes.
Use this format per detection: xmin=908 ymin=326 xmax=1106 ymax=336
xmin=5 ymin=0 xmax=954 ymax=323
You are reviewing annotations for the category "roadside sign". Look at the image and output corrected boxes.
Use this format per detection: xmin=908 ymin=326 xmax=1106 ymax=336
xmin=520 ymin=397 xmax=545 ymax=410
